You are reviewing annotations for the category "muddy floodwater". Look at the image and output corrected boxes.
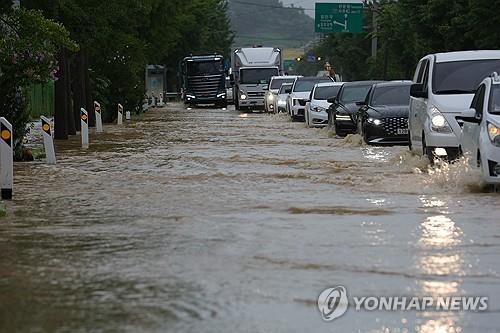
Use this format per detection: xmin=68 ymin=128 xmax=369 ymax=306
xmin=1 ymin=103 xmax=500 ymax=332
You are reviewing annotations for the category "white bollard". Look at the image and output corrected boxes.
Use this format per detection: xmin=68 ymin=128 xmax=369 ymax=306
xmin=126 ymin=111 xmax=131 ymax=121
xmin=159 ymin=94 xmax=164 ymax=106
xmin=94 ymin=101 xmax=103 ymax=133
xmin=117 ymin=104 xmax=123 ymax=125
xmin=80 ymin=108 xmax=89 ymax=149
xmin=41 ymin=116 xmax=56 ymax=165
xmin=0 ymin=117 xmax=13 ymax=200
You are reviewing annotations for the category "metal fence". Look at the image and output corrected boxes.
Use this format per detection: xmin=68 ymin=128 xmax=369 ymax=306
xmin=26 ymin=82 xmax=54 ymax=118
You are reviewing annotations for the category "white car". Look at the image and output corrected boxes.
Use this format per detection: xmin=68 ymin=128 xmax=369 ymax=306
xmin=409 ymin=50 xmax=500 ymax=161
xmin=305 ymin=82 xmax=343 ymax=127
xmin=459 ymin=72 xmax=500 ymax=185
xmin=287 ymin=76 xmax=334 ymax=121
xmin=264 ymin=75 xmax=300 ymax=112
xmin=276 ymin=83 xmax=292 ymax=113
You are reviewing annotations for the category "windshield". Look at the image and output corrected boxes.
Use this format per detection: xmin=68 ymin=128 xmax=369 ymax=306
xmin=187 ymin=60 xmax=224 ymax=76
xmin=339 ymin=85 xmax=372 ymax=103
xmin=433 ymin=59 xmax=500 ymax=94
xmin=371 ymin=85 xmax=410 ymax=106
xmin=279 ymin=84 xmax=292 ymax=94
xmin=294 ymin=78 xmax=332 ymax=92
xmin=314 ymin=86 xmax=341 ymax=100
xmin=270 ymin=78 xmax=295 ymax=89
xmin=489 ymin=85 xmax=500 ymax=115
xmin=240 ymin=68 xmax=278 ymax=84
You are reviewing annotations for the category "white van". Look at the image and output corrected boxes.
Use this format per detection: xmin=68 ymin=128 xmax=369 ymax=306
xmin=459 ymin=73 xmax=500 ymax=185
xmin=409 ymin=50 xmax=500 ymax=161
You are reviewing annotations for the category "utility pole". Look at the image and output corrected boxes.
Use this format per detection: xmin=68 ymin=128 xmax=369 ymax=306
xmin=371 ymin=1 xmax=378 ymax=59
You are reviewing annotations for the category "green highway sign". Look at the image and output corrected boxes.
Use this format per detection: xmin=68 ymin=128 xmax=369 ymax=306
xmin=315 ymin=3 xmax=364 ymax=33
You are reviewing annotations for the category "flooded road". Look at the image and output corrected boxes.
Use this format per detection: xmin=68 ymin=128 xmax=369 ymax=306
xmin=1 ymin=103 xmax=500 ymax=332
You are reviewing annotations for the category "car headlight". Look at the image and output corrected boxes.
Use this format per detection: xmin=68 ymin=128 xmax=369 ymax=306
xmin=430 ymin=107 xmax=452 ymax=133
xmin=488 ymin=122 xmax=500 ymax=146
xmin=367 ymin=117 xmax=382 ymax=125
xmin=240 ymin=91 xmax=247 ymax=100
xmin=267 ymin=94 xmax=274 ymax=102
xmin=312 ymin=106 xmax=326 ymax=113
xmin=277 ymin=100 xmax=286 ymax=106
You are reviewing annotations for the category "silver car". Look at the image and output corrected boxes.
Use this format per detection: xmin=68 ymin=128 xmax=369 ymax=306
xmin=264 ymin=76 xmax=301 ymax=112
xmin=276 ymin=83 xmax=293 ymax=113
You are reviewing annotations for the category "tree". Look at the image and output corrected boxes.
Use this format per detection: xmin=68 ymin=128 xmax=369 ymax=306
xmin=0 ymin=7 xmax=77 ymax=157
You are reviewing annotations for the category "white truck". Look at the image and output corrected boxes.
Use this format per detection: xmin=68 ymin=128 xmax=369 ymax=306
xmin=231 ymin=47 xmax=282 ymax=111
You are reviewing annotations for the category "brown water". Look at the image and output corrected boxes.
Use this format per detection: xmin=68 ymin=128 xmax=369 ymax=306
xmin=1 ymin=103 xmax=500 ymax=332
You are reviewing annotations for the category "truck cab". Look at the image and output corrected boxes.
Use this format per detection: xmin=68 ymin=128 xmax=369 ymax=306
xmin=180 ymin=55 xmax=227 ymax=108
xmin=231 ymin=47 xmax=282 ymax=111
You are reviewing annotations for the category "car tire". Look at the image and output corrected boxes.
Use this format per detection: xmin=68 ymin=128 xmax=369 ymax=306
xmin=422 ymin=135 xmax=435 ymax=165
xmin=477 ymin=150 xmax=481 ymax=168
xmin=408 ymin=130 xmax=413 ymax=151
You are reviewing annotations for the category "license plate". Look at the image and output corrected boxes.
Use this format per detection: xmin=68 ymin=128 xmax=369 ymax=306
xmin=397 ymin=128 xmax=408 ymax=135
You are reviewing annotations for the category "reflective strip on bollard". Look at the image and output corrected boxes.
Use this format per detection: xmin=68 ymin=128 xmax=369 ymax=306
xmin=94 ymin=101 xmax=103 ymax=133
xmin=117 ymin=104 xmax=123 ymax=125
xmin=81 ymin=108 xmax=89 ymax=149
xmin=0 ymin=117 xmax=13 ymax=200
xmin=41 ymin=116 xmax=56 ymax=165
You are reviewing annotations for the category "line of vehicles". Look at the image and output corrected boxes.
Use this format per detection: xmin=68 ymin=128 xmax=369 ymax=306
xmin=180 ymin=48 xmax=500 ymax=187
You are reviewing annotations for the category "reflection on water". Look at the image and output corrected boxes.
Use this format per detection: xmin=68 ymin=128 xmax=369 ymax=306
xmin=417 ymin=316 xmax=462 ymax=333
xmin=418 ymin=215 xmax=463 ymax=249
xmin=2 ymin=104 xmax=500 ymax=332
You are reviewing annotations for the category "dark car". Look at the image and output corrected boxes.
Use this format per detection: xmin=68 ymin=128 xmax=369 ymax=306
xmin=357 ymin=81 xmax=412 ymax=145
xmin=327 ymin=81 xmax=383 ymax=136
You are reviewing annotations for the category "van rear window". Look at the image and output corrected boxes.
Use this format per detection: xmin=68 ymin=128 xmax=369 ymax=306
xmin=433 ymin=59 xmax=500 ymax=94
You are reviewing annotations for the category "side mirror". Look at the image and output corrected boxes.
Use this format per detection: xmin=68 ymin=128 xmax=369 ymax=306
xmin=355 ymin=101 xmax=366 ymax=106
xmin=410 ymin=83 xmax=428 ymax=98
xmin=285 ymin=88 xmax=292 ymax=94
xmin=327 ymin=97 xmax=337 ymax=104
xmin=229 ymin=73 xmax=235 ymax=85
xmin=456 ymin=108 xmax=481 ymax=123
xmin=263 ymin=85 xmax=269 ymax=90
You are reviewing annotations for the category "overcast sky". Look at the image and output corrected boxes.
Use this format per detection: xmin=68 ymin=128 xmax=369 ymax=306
xmin=280 ymin=0 xmax=363 ymax=17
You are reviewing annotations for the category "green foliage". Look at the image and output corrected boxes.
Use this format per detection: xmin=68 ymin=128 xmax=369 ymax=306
xmin=0 ymin=7 xmax=77 ymax=156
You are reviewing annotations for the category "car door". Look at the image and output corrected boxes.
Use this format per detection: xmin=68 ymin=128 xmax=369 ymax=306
xmin=409 ymin=58 xmax=430 ymax=150
xmin=462 ymin=84 xmax=485 ymax=165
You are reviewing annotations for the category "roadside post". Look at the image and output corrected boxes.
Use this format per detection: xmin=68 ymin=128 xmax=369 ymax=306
xmin=80 ymin=108 xmax=89 ymax=149
xmin=118 ymin=104 xmax=123 ymax=125
xmin=0 ymin=117 xmax=13 ymax=200
xmin=41 ymin=116 xmax=56 ymax=165
xmin=94 ymin=101 xmax=103 ymax=133
xmin=126 ymin=110 xmax=131 ymax=121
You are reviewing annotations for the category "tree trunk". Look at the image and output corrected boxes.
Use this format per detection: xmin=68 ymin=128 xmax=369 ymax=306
xmin=54 ymin=50 xmax=68 ymax=140
xmin=83 ymin=48 xmax=95 ymax=127
xmin=66 ymin=51 xmax=76 ymax=135
xmin=71 ymin=50 xmax=85 ymax=131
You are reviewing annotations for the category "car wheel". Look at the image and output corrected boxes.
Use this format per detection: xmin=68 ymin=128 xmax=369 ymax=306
xmin=477 ymin=150 xmax=481 ymax=168
xmin=422 ymin=135 xmax=435 ymax=164
xmin=334 ymin=121 xmax=341 ymax=136
xmin=408 ymin=130 xmax=413 ymax=151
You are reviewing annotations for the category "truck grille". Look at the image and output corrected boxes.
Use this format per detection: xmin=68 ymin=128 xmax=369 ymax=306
xmin=247 ymin=91 xmax=265 ymax=98
xmin=382 ymin=117 xmax=408 ymax=136
xmin=188 ymin=74 xmax=223 ymax=98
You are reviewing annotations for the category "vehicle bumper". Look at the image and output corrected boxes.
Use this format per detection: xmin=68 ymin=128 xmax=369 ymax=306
xmin=186 ymin=96 xmax=226 ymax=104
xmin=480 ymin=144 xmax=500 ymax=184
xmin=240 ymin=98 xmax=265 ymax=109
xmin=308 ymin=110 xmax=328 ymax=126
xmin=291 ymin=105 xmax=306 ymax=117
xmin=364 ymin=123 xmax=409 ymax=145
xmin=336 ymin=118 xmax=357 ymax=134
